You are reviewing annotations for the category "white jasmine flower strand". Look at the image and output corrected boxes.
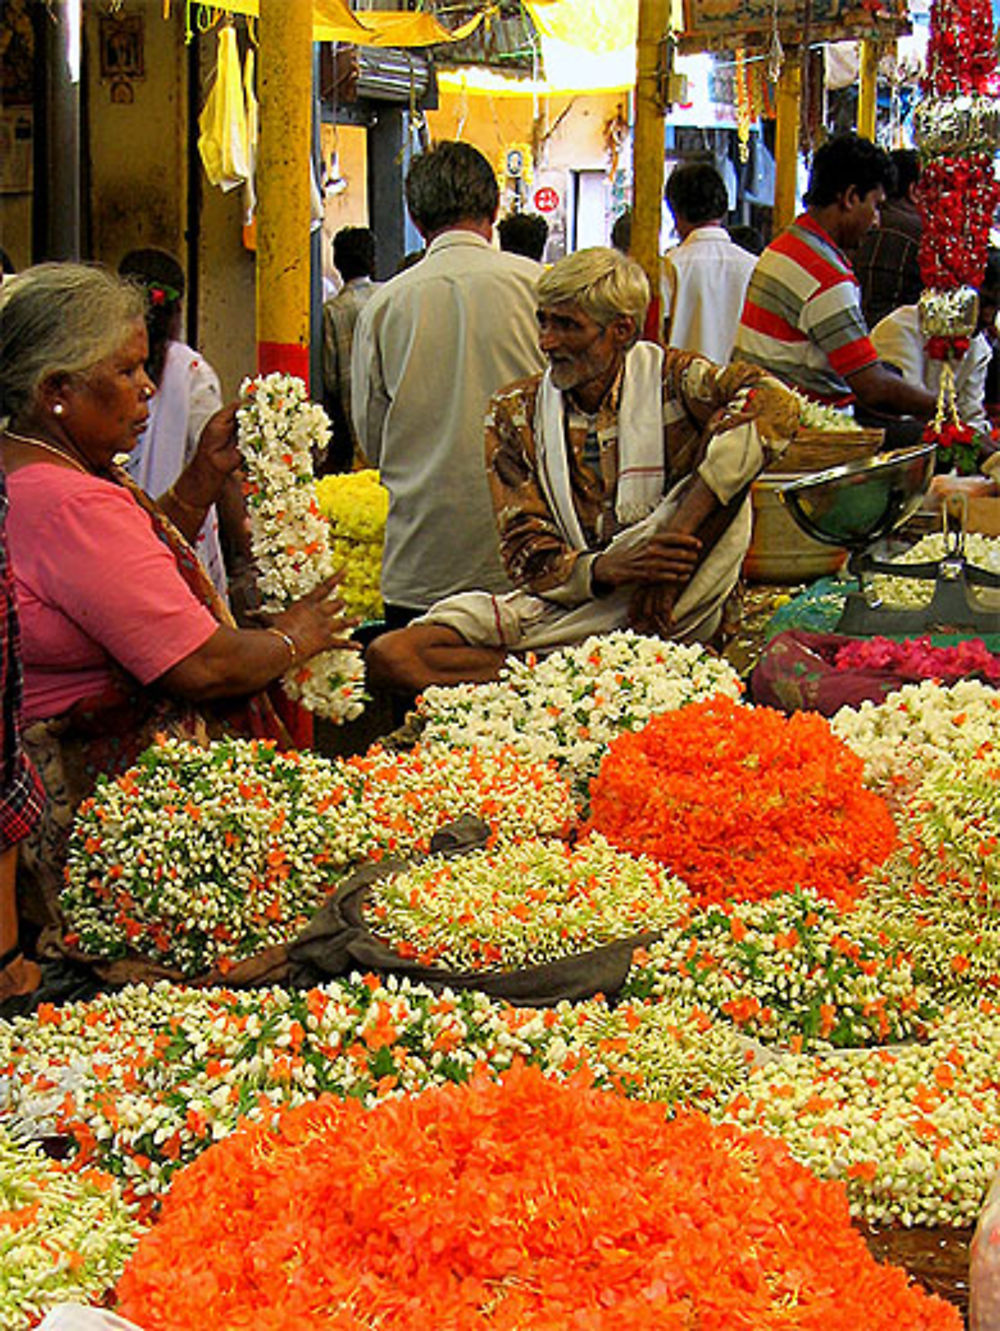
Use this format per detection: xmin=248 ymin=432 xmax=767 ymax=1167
xmin=237 ymin=372 xmax=366 ymax=722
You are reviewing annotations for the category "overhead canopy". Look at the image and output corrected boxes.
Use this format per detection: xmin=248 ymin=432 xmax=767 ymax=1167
xmin=209 ymin=0 xmax=485 ymax=46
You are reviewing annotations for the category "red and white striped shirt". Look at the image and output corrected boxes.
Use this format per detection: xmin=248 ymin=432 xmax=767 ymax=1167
xmin=733 ymin=213 xmax=879 ymax=403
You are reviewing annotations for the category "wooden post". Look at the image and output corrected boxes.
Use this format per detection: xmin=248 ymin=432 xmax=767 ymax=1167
xmin=774 ymin=54 xmax=802 ymax=234
xmin=633 ymin=0 xmax=670 ymax=338
xmin=858 ymin=39 xmax=879 ymax=140
xmin=256 ymin=0 xmax=313 ymax=382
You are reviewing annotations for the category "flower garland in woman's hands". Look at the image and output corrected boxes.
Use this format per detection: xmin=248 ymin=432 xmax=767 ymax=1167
xmin=237 ymin=373 xmax=366 ymax=722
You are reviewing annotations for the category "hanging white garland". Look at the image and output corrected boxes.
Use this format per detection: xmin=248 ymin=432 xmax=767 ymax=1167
xmin=237 ymin=373 xmax=366 ymax=722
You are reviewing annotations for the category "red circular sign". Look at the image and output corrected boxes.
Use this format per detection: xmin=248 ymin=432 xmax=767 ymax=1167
xmin=533 ymin=186 xmax=560 ymax=213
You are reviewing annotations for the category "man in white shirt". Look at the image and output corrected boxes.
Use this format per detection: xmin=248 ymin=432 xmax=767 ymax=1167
xmin=351 ymin=141 xmax=544 ymax=627
xmin=871 ymin=251 xmax=1000 ymax=436
xmin=662 ymin=162 xmax=757 ymax=364
xmin=321 ymin=226 xmax=380 ymax=472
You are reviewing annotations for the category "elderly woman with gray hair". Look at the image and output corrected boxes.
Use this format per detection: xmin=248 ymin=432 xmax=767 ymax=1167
xmin=367 ymin=246 xmax=801 ymax=696
xmin=0 ymin=262 xmax=356 ymax=949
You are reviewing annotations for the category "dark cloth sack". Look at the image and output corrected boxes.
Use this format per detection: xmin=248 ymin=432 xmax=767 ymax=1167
xmin=288 ymin=816 xmax=659 ymax=1006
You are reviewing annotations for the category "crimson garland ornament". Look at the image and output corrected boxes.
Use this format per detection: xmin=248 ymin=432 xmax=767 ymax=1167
xmin=915 ymin=0 xmax=1000 ymax=470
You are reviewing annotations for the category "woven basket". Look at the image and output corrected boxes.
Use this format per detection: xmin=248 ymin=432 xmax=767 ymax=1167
xmin=769 ymin=428 xmax=884 ymax=475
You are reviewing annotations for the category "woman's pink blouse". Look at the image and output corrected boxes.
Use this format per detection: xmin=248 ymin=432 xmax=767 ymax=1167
xmin=6 ymin=464 xmax=218 ymax=723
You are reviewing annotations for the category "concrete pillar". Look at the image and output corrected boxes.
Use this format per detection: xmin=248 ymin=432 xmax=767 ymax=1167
xmin=858 ymin=40 xmax=879 ymax=140
xmin=36 ymin=0 xmax=83 ymax=260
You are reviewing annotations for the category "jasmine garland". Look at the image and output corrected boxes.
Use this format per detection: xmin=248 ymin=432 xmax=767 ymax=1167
xmin=237 ymin=372 xmax=366 ymax=723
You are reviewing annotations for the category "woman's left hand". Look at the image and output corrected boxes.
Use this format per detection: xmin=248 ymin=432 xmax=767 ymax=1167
xmin=193 ymin=402 xmax=241 ymax=480
xmin=173 ymin=403 xmax=241 ymax=509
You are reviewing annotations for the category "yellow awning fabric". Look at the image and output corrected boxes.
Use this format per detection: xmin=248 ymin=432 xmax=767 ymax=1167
xmin=523 ymin=0 xmax=636 ymax=52
xmin=326 ymin=11 xmax=485 ymax=47
xmin=437 ymin=63 xmax=631 ymax=98
xmin=207 ymin=0 xmax=484 ymax=47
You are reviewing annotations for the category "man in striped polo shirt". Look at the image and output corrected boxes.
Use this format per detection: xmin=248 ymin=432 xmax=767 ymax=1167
xmin=734 ymin=134 xmax=936 ymax=440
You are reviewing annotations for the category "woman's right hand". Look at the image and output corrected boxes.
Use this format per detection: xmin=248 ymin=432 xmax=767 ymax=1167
xmin=270 ymin=573 xmax=360 ymax=662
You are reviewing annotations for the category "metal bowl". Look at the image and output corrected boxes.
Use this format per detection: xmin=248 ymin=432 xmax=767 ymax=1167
xmin=777 ymin=443 xmax=936 ymax=550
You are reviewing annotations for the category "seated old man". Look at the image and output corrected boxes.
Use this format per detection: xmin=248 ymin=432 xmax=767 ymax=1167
xmin=366 ymin=247 xmax=800 ymax=694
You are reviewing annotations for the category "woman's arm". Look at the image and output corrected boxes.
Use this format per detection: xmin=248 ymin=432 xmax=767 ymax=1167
xmin=157 ymin=575 xmax=357 ymax=701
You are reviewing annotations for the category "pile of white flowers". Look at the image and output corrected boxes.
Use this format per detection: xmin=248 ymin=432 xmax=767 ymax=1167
xmin=717 ymin=1002 xmax=1000 ymax=1228
xmin=0 ymin=1127 xmax=140 ymax=1328
xmin=871 ymin=531 xmax=1000 ymax=608
xmin=624 ymin=889 xmax=936 ymax=1051
xmin=417 ymin=631 xmax=742 ymax=799
xmin=831 ymin=677 xmax=1000 ymax=798
xmin=237 ymin=372 xmax=366 ymax=722
xmin=789 ymin=387 xmax=863 ymax=433
xmin=529 ymin=994 xmax=754 ymax=1107
xmin=0 ymin=979 xmax=546 ymax=1202
xmin=365 ymin=833 xmax=689 ymax=972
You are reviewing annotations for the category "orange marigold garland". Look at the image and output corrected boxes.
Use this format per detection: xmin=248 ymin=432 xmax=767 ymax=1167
xmin=114 ymin=1063 xmax=959 ymax=1331
xmin=589 ymin=696 xmax=896 ymax=907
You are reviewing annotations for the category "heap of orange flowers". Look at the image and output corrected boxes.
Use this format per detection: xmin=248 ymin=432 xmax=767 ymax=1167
xmin=589 ymin=697 xmax=896 ymax=907
xmin=115 ymin=1063 xmax=958 ymax=1331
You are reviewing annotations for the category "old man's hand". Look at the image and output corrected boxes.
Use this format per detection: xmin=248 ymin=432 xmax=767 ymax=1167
xmin=592 ymin=533 xmax=702 ymax=592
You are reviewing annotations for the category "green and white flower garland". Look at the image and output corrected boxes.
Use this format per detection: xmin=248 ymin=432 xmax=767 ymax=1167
xmin=527 ymin=994 xmax=756 ymax=1107
xmin=61 ymin=737 xmax=574 ymax=977
xmin=417 ymin=631 xmax=742 ymax=799
xmin=237 ymin=372 xmax=366 ymax=722
xmin=0 ymin=1127 xmax=140 ymax=1329
xmin=365 ymin=834 xmax=690 ymax=972
xmin=622 ymin=889 xmax=936 ymax=1051
xmin=832 ymin=677 xmax=1000 ymax=799
xmin=865 ymin=754 xmax=1000 ymax=995
xmin=0 ymin=979 xmax=547 ymax=1202
xmin=717 ymin=1002 xmax=1000 ymax=1228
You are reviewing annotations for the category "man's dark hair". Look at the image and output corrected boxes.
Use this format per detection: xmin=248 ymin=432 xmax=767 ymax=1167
xmin=728 ymin=224 xmax=764 ymax=256
xmin=332 ymin=226 xmax=376 ymax=282
xmin=981 ymin=248 xmax=1000 ymax=300
xmin=405 ymin=141 xmax=499 ymax=235
xmin=610 ymin=209 xmax=632 ymax=254
xmin=665 ymin=162 xmax=729 ymax=225
xmin=803 ymin=133 xmax=894 ymax=207
xmin=497 ymin=212 xmax=548 ymax=261
xmin=887 ymin=149 xmax=920 ymax=202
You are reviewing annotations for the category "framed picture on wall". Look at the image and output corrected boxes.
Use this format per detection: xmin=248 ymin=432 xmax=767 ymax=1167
xmin=99 ymin=14 xmax=145 ymax=82
xmin=0 ymin=108 xmax=32 ymax=194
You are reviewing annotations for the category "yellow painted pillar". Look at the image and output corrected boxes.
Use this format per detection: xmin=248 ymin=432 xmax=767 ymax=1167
xmin=857 ymin=40 xmax=879 ymax=140
xmin=633 ymin=0 xmax=670 ymax=340
xmin=774 ymin=54 xmax=802 ymax=234
xmin=256 ymin=0 xmax=313 ymax=382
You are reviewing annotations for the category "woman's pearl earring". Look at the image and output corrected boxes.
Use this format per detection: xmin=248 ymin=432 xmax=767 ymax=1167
xmin=53 ymin=403 xmax=65 ymax=416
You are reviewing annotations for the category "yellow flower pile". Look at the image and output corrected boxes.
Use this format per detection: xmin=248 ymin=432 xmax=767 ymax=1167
xmin=315 ymin=469 xmax=388 ymax=621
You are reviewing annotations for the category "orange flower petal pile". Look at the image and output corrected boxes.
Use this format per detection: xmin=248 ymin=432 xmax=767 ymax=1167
xmin=589 ymin=696 xmax=897 ymax=907
xmin=115 ymin=1063 xmax=958 ymax=1331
